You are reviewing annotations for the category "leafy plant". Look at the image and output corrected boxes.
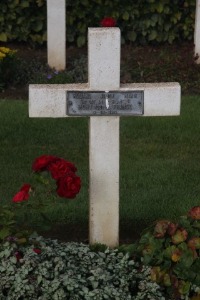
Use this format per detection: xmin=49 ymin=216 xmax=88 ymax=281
xmin=0 ymin=234 xmax=167 ymax=299
xmin=134 ymin=206 xmax=200 ymax=299
xmin=0 ymin=155 xmax=81 ymax=241
xmin=0 ymin=0 xmax=196 ymax=46
xmin=12 ymin=53 xmax=87 ymax=86
xmin=0 ymin=0 xmax=46 ymax=44
xmin=0 ymin=47 xmax=18 ymax=90
xmin=0 ymin=205 xmax=16 ymax=240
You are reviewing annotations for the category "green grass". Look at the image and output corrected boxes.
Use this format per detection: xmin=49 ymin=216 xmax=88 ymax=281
xmin=0 ymin=96 xmax=200 ymax=237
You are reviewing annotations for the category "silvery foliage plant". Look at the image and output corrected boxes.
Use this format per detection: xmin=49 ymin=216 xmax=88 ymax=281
xmin=0 ymin=235 xmax=167 ymax=300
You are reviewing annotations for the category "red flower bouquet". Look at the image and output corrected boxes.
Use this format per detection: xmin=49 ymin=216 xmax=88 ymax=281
xmin=13 ymin=155 xmax=81 ymax=202
xmin=0 ymin=155 xmax=81 ymax=243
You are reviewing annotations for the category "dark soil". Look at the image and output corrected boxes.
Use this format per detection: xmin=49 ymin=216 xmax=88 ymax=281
xmin=38 ymin=222 xmax=144 ymax=244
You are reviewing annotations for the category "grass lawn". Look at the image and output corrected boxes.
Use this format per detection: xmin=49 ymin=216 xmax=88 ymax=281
xmin=0 ymin=96 xmax=200 ymax=239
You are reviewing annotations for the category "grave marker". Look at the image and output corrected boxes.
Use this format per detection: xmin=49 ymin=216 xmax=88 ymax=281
xmin=29 ymin=28 xmax=181 ymax=247
xmin=47 ymin=0 xmax=66 ymax=70
xmin=195 ymin=0 xmax=200 ymax=63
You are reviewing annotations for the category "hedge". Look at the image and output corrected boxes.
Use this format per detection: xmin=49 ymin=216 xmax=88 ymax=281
xmin=0 ymin=0 xmax=196 ymax=46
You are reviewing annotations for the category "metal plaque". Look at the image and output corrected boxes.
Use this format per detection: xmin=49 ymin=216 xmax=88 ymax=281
xmin=67 ymin=91 xmax=144 ymax=116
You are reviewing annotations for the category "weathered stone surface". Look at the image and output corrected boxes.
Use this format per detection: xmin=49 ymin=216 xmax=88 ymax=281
xmin=47 ymin=0 xmax=66 ymax=70
xmin=29 ymin=82 xmax=181 ymax=118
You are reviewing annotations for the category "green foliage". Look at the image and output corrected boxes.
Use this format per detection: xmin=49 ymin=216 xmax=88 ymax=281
xmin=0 ymin=47 xmax=18 ymax=90
xmin=89 ymin=242 xmax=108 ymax=252
xmin=134 ymin=207 xmax=200 ymax=299
xmin=0 ymin=205 xmax=15 ymax=240
xmin=0 ymin=235 xmax=166 ymax=299
xmin=0 ymin=0 xmax=46 ymax=45
xmin=0 ymin=0 xmax=196 ymax=46
xmin=10 ymin=53 xmax=87 ymax=87
xmin=66 ymin=0 xmax=196 ymax=46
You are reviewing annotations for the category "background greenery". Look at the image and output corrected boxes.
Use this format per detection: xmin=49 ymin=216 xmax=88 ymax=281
xmin=0 ymin=0 xmax=196 ymax=46
xmin=0 ymin=96 xmax=199 ymax=239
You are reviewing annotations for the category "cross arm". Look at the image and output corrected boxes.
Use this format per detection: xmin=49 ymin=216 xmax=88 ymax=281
xmin=29 ymin=82 xmax=181 ymax=118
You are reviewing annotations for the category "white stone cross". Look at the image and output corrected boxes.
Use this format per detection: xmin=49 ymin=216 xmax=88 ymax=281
xmin=195 ymin=0 xmax=200 ymax=63
xmin=29 ymin=28 xmax=181 ymax=247
xmin=47 ymin=0 xmax=66 ymax=70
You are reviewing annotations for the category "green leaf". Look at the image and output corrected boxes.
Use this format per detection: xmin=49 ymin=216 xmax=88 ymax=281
xmin=155 ymin=3 xmax=164 ymax=13
xmin=0 ymin=33 xmax=7 ymax=42
xmin=20 ymin=1 xmax=29 ymax=8
xmin=80 ymin=0 xmax=89 ymax=5
xmin=17 ymin=237 xmax=27 ymax=244
xmin=34 ymin=173 xmax=49 ymax=185
xmin=77 ymin=35 xmax=86 ymax=48
xmin=0 ymin=227 xmax=11 ymax=240
xmin=33 ymin=21 xmax=43 ymax=32
xmin=36 ymin=0 xmax=45 ymax=7
xmin=148 ymin=30 xmax=157 ymax=41
xmin=127 ymin=31 xmax=137 ymax=42
xmin=178 ymin=280 xmax=191 ymax=295
xmin=122 ymin=12 xmax=129 ymax=21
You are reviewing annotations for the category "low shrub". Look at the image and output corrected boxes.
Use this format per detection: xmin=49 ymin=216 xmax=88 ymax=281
xmin=10 ymin=53 xmax=87 ymax=87
xmin=133 ymin=206 xmax=200 ymax=299
xmin=0 ymin=234 xmax=167 ymax=300
xmin=0 ymin=0 xmax=196 ymax=46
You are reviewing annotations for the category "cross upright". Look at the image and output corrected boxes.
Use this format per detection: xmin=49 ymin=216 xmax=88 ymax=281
xmin=47 ymin=0 xmax=66 ymax=70
xmin=29 ymin=28 xmax=181 ymax=248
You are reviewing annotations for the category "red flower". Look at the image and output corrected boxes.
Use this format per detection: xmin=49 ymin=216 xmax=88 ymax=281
xmin=32 ymin=155 xmax=59 ymax=172
xmin=56 ymin=173 xmax=81 ymax=199
xmin=20 ymin=183 xmax=32 ymax=193
xmin=15 ymin=251 xmax=23 ymax=261
xmin=188 ymin=206 xmax=200 ymax=220
xmin=33 ymin=248 xmax=41 ymax=254
xmin=48 ymin=159 xmax=77 ymax=180
xmin=12 ymin=183 xmax=32 ymax=203
xmin=100 ymin=17 xmax=116 ymax=27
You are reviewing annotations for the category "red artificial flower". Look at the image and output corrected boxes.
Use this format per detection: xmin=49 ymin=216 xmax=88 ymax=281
xmin=32 ymin=155 xmax=59 ymax=172
xmin=188 ymin=206 xmax=200 ymax=220
xmin=33 ymin=248 xmax=41 ymax=254
xmin=56 ymin=172 xmax=81 ymax=199
xmin=20 ymin=183 xmax=32 ymax=193
xmin=48 ymin=159 xmax=77 ymax=180
xmin=12 ymin=183 xmax=32 ymax=203
xmin=100 ymin=17 xmax=116 ymax=27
